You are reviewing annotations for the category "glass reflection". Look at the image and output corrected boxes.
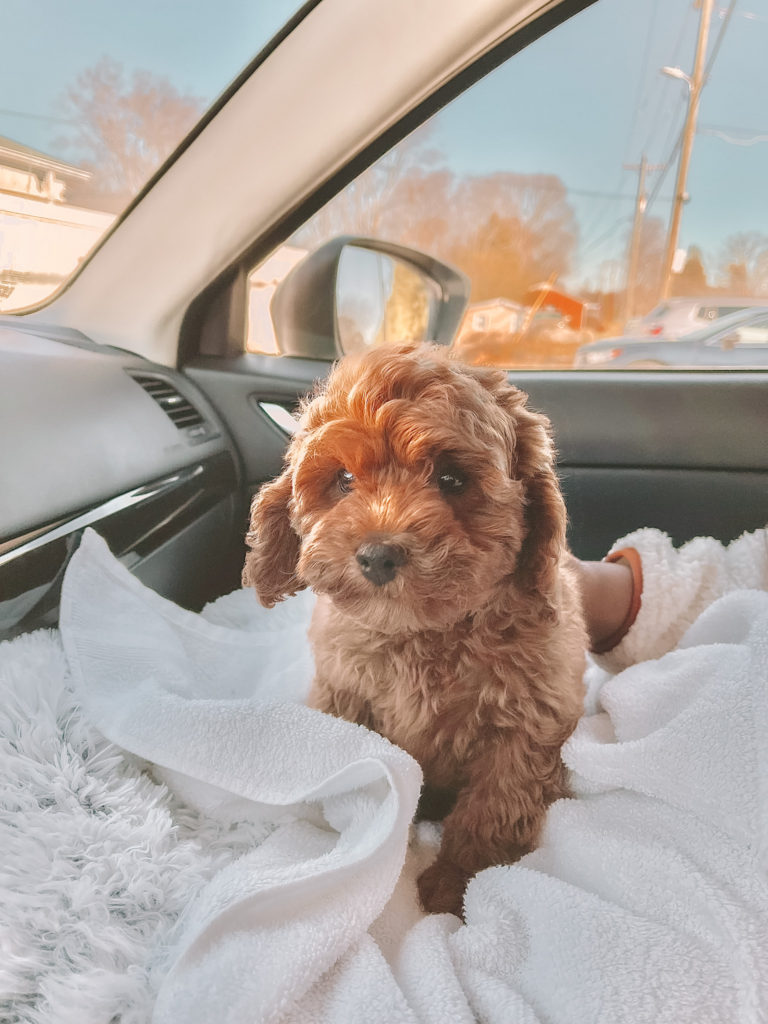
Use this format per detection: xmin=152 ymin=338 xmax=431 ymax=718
xmin=336 ymin=246 xmax=434 ymax=354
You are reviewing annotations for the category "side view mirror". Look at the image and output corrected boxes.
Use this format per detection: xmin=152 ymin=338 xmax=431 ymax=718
xmin=270 ymin=236 xmax=469 ymax=360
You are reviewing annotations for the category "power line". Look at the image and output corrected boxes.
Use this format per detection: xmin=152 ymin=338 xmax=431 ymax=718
xmin=568 ymin=186 xmax=664 ymax=201
xmin=578 ymin=213 xmax=634 ymax=259
xmin=636 ymin=2 xmax=697 ymax=161
xmin=721 ymin=5 xmax=768 ymax=23
xmin=621 ymin=0 xmax=662 ymax=172
xmin=707 ymin=0 xmax=739 ymax=74
xmin=0 ymin=107 xmax=78 ymax=126
xmin=699 ymin=124 xmax=768 ymax=145
xmin=645 ymin=0 xmax=738 ymax=217
xmin=659 ymin=0 xmax=716 ymax=299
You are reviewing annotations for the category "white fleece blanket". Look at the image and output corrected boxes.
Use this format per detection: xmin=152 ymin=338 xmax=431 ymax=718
xmin=6 ymin=527 xmax=768 ymax=1022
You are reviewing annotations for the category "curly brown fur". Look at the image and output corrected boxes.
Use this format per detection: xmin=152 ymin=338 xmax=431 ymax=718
xmin=243 ymin=344 xmax=587 ymax=916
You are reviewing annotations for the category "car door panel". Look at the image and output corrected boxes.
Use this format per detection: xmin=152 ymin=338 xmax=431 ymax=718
xmin=184 ymin=354 xmax=329 ymax=496
xmin=185 ymin=360 xmax=767 ymax=562
xmin=518 ymin=372 xmax=767 ymax=471
xmin=560 ymin=467 xmax=767 ymax=560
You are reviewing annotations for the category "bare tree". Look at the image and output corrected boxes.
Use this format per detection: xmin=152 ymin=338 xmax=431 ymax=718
xmin=672 ymin=244 xmax=709 ymax=297
xmin=716 ymin=233 xmax=768 ymax=296
xmin=291 ymin=124 xmax=441 ymax=249
xmin=377 ymin=259 xmax=431 ymax=345
xmin=444 ymin=173 xmax=577 ymax=302
xmin=57 ymin=58 xmax=203 ymax=211
xmin=294 ymin=151 xmax=578 ymax=306
xmin=620 ymin=215 xmax=665 ymax=317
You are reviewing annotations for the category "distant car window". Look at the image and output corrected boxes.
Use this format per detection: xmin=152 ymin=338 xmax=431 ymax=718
xmin=733 ymin=317 xmax=768 ymax=345
xmin=245 ymin=0 xmax=768 ymax=372
xmin=645 ymin=304 xmax=671 ymax=319
xmin=735 ymin=328 xmax=768 ymax=345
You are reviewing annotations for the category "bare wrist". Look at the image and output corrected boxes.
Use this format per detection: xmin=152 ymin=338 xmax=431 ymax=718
xmin=574 ymin=553 xmax=640 ymax=652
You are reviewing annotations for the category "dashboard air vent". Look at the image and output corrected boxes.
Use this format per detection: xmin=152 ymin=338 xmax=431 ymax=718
xmin=130 ymin=372 xmax=213 ymax=442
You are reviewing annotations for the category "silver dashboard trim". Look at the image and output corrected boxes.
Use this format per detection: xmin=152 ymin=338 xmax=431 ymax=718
xmin=257 ymin=401 xmax=299 ymax=435
xmin=0 ymin=464 xmax=205 ymax=569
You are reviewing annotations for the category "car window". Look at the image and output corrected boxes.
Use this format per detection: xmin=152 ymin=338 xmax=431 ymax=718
xmin=0 ymin=0 xmax=304 ymax=313
xmin=644 ymin=304 xmax=671 ymax=320
xmin=679 ymin=308 xmax=768 ymax=343
xmin=246 ymin=0 xmax=768 ymax=371
xmin=733 ymin=318 xmax=768 ymax=345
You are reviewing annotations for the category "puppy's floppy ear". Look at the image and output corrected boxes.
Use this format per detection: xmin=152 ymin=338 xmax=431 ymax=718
xmin=496 ymin=386 xmax=568 ymax=599
xmin=242 ymin=469 xmax=305 ymax=607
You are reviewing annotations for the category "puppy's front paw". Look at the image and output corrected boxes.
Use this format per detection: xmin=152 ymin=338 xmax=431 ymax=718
xmin=417 ymin=859 xmax=469 ymax=917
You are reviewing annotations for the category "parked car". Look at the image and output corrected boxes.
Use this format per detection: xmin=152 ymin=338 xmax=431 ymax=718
xmin=525 ymin=309 xmax=594 ymax=347
xmin=452 ymin=309 xmax=593 ymax=370
xmin=573 ymin=306 xmax=768 ymax=369
xmin=623 ymin=296 xmax=768 ymax=340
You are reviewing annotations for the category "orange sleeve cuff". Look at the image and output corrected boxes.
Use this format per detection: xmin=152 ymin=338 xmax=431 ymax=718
xmin=590 ymin=547 xmax=644 ymax=654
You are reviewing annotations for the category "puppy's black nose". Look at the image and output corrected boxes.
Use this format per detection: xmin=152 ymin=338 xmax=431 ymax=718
xmin=356 ymin=542 xmax=406 ymax=587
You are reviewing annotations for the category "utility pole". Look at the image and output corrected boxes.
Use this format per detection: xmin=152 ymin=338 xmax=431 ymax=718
xmin=659 ymin=0 xmax=714 ymax=300
xmin=623 ymin=157 xmax=664 ymax=322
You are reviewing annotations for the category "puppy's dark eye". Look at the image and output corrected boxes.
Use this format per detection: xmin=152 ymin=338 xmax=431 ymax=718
xmin=437 ymin=469 xmax=466 ymax=495
xmin=337 ymin=469 xmax=355 ymax=494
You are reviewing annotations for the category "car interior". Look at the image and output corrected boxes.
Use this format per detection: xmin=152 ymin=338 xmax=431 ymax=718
xmin=2 ymin=1 xmax=768 ymax=1018
xmin=1 ymin=0 xmax=766 ymax=646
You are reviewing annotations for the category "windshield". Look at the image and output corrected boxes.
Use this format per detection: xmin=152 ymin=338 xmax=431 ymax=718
xmin=0 ymin=0 xmax=302 ymax=313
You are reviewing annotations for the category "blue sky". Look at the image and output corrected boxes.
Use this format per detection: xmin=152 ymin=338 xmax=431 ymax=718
xmin=2 ymin=0 xmax=766 ymax=290
xmin=422 ymin=0 xmax=768 ymax=287
xmin=0 ymin=0 xmax=301 ymax=147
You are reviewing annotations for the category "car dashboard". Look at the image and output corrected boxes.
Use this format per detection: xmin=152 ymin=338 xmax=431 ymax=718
xmin=0 ymin=320 xmax=243 ymax=641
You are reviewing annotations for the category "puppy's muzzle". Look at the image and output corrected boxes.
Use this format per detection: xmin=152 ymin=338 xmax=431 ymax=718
xmin=356 ymin=542 xmax=407 ymax=587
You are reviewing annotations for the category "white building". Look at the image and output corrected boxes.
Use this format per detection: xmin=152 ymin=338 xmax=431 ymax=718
xmin=246 ymin=245 xmax=307 ymax=353
xmin=0 ymin=137 xmax=114 ymax=312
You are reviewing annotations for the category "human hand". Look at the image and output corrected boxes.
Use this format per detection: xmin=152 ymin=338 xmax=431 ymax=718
xmin=569 ymin=554 xmax=636 ymax=652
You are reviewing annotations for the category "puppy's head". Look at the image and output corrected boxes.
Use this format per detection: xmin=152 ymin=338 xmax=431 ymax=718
xmin=243 ymin=344 xmax=566 ymax=632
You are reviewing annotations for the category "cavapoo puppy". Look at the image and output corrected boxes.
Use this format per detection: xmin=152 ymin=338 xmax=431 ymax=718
xmin=243 ymin=343 xmax=586 ymax=915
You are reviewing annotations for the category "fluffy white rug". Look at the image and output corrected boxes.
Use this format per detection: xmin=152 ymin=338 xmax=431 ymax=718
xmin=5 ymin=530 xmax=768 ymax=1024
xmin=0 ymin=629 xmax=274 ymax=1024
